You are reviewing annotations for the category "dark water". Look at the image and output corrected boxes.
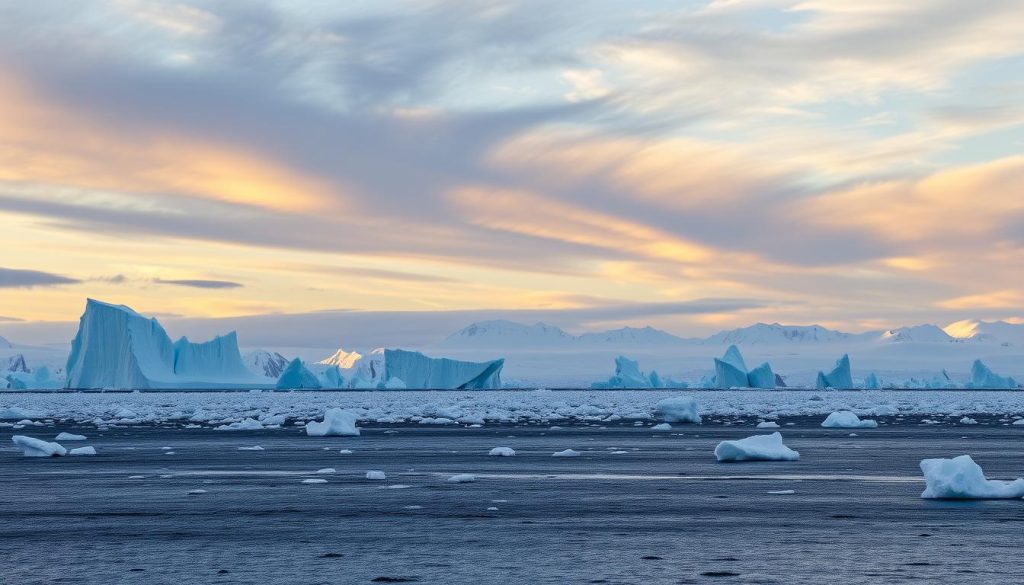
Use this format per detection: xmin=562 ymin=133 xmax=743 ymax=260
xmin=2 ymin=419 xmax=1023 ymax=584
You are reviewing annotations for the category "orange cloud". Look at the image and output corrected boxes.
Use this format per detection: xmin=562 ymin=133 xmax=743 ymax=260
xmin=0 ymin=71 xmax=345 ymax=213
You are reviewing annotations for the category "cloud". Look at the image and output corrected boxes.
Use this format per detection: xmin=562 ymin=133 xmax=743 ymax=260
xmin=154 ymin=278 xmax=244 ymax=289
xmin=0 ymin=267 xmax=79 ymax=288
xmin=0 ymin=315 xmax=25 ymax=322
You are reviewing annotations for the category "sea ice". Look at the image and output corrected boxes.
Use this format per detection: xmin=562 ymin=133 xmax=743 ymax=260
xmin=552 ymin=449 xmax=580 ymax=457
xmin=447 ymin=474 xmax=476 ymax=483
xmin=488 ymin=447 xmax=515 ymax=456
xmin=215 ymin=418 xmax=265 ymax=431
xmin=651 ymin=423 xmax=672 ymax=431
xmin=69 ymin=446 xmax=97 ymax=456
xmin=821 ymin=411 xmax=878 ymax=428
xmin=305 ymin=408 xmax=360 ymax=437
xmin=756 ymin=421 xmax=781 ymax=429
xmin=366 ymin=470 xmax=386 ymax=480
xmin=714 ymin=432 xmax=799 ymax=462
xmin=920 ymin=455 xmax=1024 ymax=499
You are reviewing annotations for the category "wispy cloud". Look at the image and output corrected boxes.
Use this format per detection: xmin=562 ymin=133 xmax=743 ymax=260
xmin=0 ymin=267 xmax=79 ymax=288
xmin=154 ymin=278 xmax=244 ymax=289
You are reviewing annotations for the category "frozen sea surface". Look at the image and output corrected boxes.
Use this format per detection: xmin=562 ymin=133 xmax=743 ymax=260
xmin=4 ymin=417 xmax=1024 ymax=584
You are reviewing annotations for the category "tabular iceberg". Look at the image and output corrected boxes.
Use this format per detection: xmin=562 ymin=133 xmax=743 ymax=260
xmin=967 ymin=360 xmax=1018 ymax=389
xmin=380 ymin=349 xmax=503 ymax=389
xmin=65 ymin=299 xmax=267 ymax=390
xmin=276 ymin=359 xmax=322 ymax=390
xmin=816 ymin=354 xmax=853 ymax=389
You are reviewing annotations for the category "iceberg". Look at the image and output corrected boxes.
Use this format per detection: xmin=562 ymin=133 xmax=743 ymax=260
xmin=714 ymin=432 xmax=799 ymax=462
xmin=276 ymin=359 xmax=322 ymax=390
xmin=920 ymin=455 xmax=1024 ymax=499
xmin=747 ymin=362 xmax=776 ymax=389
xmin=712 ymin=345 xmax=777 ymax=388
xmin=380 ymin=349 xmax=503 ymax=390
xmin=592 ymin=356 xmax=687 ymax=389
xmin=968 ymin=360 xmax=1018 ymax=389
xmin=318 ymin=365 xmax=346 ymax=389
xmin=816 ymin=354 xmax=853 ymax=389
xmin=5 ymin=366 xmax=63 ymax=390
xmin=863 ymin=372 xmax=880 ymax=389
xmin=65 ymin=299 xmax=267 ymax=389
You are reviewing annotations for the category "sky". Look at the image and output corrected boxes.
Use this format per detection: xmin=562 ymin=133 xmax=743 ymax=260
xmin=1 ymin=0 xmax=1023 ymax=344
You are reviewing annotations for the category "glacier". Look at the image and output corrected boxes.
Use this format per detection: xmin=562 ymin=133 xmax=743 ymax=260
xmin=276 ymin=359 xmax=323 ymax=390
xmin=968 ymin=360 xmax=1018 ymax=389
xmin=64 ymin=299 xmax=268 ymax=390
xmin=816 ymin=354 xmax=853 ymax=389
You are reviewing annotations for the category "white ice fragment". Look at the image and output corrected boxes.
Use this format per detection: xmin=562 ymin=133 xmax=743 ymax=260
xmin=714 ymin=432 xmax=799 ymax=462
xmin=302 ymin=478 xmax=328 ymax=484
xmin=488 ymin=447 xmax=515 ymax=456
xmin=238 ymin=445 xmax=265 ymax=451
xmin=756 ymin=421 xmax=780 ymax=429
xmin=55 ymin=432 xmax=87 ymax=441
xmin=654 ymin=396 xmax=701 ymax=424
xmin=188 ymin=489 xmax=207 ymax=495
xmin=447 ymin=474 xmax=476 ymax=483
xmin=366 ymin=470 xmax=386 ymax=480
xmin=651 ymin=423 xmax=672 ymax=431
xmin=552 ymin=449 xmax=580 ymax=457
xmin=338 ymin=449 xmax=353 ymax=454
xmin=69 ymin=446 xmax=97 ymax=456
xmin=305 ymin=408 xmax=360 ymax=437
xmin=215 ymin=418 xmax=264 ymax=431
xmin=767 ymin=490 xmax=795 ymax=495
xmin=12 ymin=435 xmax=66 ymax=457
xmin=821 ymin=411 xmax=878 ymax=429
xmin=959 ymin=417 xmax=978 ymax=425
xmin=920 ymin=455 xmax=1024 ymax=499
xmin=316 ymin=468 xmax=336 ymax=474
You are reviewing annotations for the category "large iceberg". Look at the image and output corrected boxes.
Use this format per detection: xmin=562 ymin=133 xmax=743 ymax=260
xmin=377 ymin=349 xmax=504 ymax=390
xmin=276 ymin=359 xmax=322 ymax=390
xmin=5 ymin=366 xmax=62 ymax=390
xmin=967 ymin=360 xmax=1018 ymax=389
xmin=65 ymin=299 xmax=268 ymax=389
xmin=816 ymin=354 xmax=853 ymax=389
xmin=712 ymin=345 xmax=776 ymax=388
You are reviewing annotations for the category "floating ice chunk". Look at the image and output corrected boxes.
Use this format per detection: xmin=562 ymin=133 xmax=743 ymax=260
xmin=488 ymin=447 xmax=515 ymax=456
xmin=338 ymin=449 xmax=353 ymax=455
xmin=968 ymin=360 xmax=1018 ymax=389
xmin=654 ymin=396 xmax=701 ymax=424
xmin=959 ymin=417 xmax=978 ymax=425
xmin=366 ymin=470 xmax=386 ymax=480
xmin=302 ymin=478 xmax=328 ymax=484
xmin=821 ymin=411 xmax=878 ymax=428
xmin=276 ymin=358 xmax=322 ymax=390
xmin=188 ymin=489 xmax=207 ymax=495
xmin=316 ymin=468 xmax=337 ymax=474
xmin=767 ymin=490 xmax=795 ymax=495
xmin=448 ymin=474 xmax=476 ymax=483
xmin=69 ymin=446 xmax=97 ymax=456
xmin=920 ymin=455 xmax=1024 ymax=499
xmin=651 ymin=423 xmax=672 ymax=431
xmin=215 ymin=418 xmax=264 ymax=431
xmin=305 ymin=408 xmax=360 ymax=437
xmin=816 ymin=354 xmax=853 ymax=389
xmin=756 ymin=421 xmax=780 ymax=429
xmin=12 ymin=435 xmax=67 ymax=457
xmin=55 ymin=432 xmax=87 ymax=441
xmin=552 ymin=449 xmax=580 ymax=457
xmin=238 ymin=445 xmax=265 ymax=451
xmin=714 ymin=432 xmax=799 ymax=462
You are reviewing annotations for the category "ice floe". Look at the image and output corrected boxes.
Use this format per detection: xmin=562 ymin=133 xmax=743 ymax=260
xmin=714 ymin=432 xmax=799 ymax=462
xmin=919 ymin=455 xmax=1024 ymax=499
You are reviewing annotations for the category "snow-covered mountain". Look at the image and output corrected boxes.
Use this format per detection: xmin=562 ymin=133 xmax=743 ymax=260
xmin=577 ymin=326 xmax=689 ymax=346
xmin=438 ymin=320 xmax=575 ymax=349
xmin=944 ymin=320 xmax=1024 ymax=345
xmin=244 ymin=349 xmax=290 ymax=379
xmin=702 ymin=323 xmax=857 ymax=345
xmin=878 ymin=325 xmax=955 ymax=343
xmin=317 ymin=348 xmax=364 ymax=369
